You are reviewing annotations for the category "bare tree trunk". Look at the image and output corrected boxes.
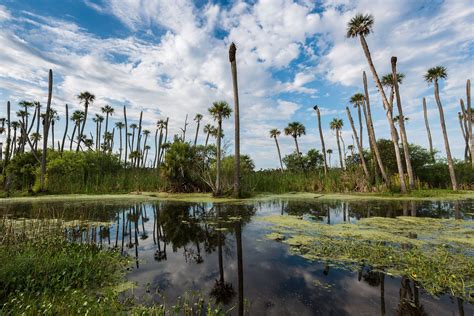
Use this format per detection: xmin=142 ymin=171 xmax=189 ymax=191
xmin=434 ymin=79 xmax=458 ymax=190
xmin=391 ymin=57 xmax=415 ymax=189
xmin=61 ymin=104 xmax=68 ymax=152
xmin=336 ymin=129 xmax=344 ymax=169
xmin=194 ymin=119 xmax=200 ymax=146
xmin=153 ymin=129 xmax=158 ymax=167
xmin=359 ymin=36 xmax=406 ymax=192
xmin=357 ymin=103 xmax=363 ymax=148
xmin=422 ymin=97 xmax=434 ymax=158
xmin=460 ymin=100 xmax=470 ymax=161
xmin=118 ymin=127 xmax=123 ymax=163
xmin=315 ymin=106 xmax=328 ymax=174
xmin=229 ymin=42 xmax=241 ymax=198
xmin=274 ymin=136 xmax=284 ymax=172
xmin=160 ymin=118 xmax=169 ymax=163
xmin=123 ymin=106 xmax=128 ymax=167
xmin=77 ymin=102 xmax=88 ymax=152
xmin=467 ymin=79 xmax=473 ymax=167
xmin=135 ymin=111 xmax=143 ymax=168
xmin=215 ymin=118 xmax=222 ymax=196
xmin=40 ymin=69 xmax=53 ymax=191
xmin=346 ymin=107 xmax=369 ymax=178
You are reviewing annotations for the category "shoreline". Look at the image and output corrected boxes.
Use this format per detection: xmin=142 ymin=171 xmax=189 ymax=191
xmin=0 ymin=190 xmax=473 ymax=204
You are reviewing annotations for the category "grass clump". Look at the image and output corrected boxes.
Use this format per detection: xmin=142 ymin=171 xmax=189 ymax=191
xmin=259 ymin=215 xmax=474 ymax=301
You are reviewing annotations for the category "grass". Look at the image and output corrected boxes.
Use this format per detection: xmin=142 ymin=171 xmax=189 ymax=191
xmin=0 ymin=220 xmax=232 ymax=315
xmin=259 ymin=215 xmax=474 ymax=301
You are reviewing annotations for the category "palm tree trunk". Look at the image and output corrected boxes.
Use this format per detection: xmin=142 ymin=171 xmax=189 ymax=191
xmin=95 ymin=121 xmax=99 ymax=151
xmin=194 ymin=120 xmax=200 ymax=146
xmin=141 ymin=133 xmax=148 ymax=167
xmin=205 ymin=132 xmax=210 ymax=147
xmin=77 ymin=102 xmax=88 ymax=152
xmin=153 ymin=129 xmax=158 ymax=168
xmin=61 ymin=104 xmax=68 ymax=153
xmin=274 ymin=137 xmax=284 ymax=171
xmin=35 ymin=104 xmax=40 ymax=152
xmin=51 ymin=121 xmax=55 ymax=150
xmin=460 ymin=100 xmax=470 ymax=161
xmin=4 ymin=101 xmax=11 ymax=169
xmin=434 ymin=79 xmax=458 ymax=190
xmin=156 ymin=130 xmax=163 ymax=169
xmin=123 ymin=106 xmax=128 ymax=167
xmin=135 ymin=111 xmax=143 ymax=168
xmin=391 ymin=57 xmax=415 ymax=189
xmin=230 ymin=43 xmax=241 ymax=198
xmin=70 ymin=124 xmax=77 ymax=151
xmin=315 ymin=107 xmax=328 ymax=174
xmin=235 ymin=220 xmax=244 ymax=316
xmin=215 ymin=118 xmax=222 ymax=196
xmin=422 ymin=97 xmax=434 ymax=158
xmin=40 ymin=69 xmax=53 ymax=191
xmin=294 ymin=136 xmax=301 ymax=157
xmin=118 ymin=127 xmax=123 ymax=163
xmin=336 ymin=130 xmax=343 ymax=169
xmin=359 ymin=36 xmax=406 ymax=192
xmin=357 ymin=104 xmax=363 ymax=148
xmin=98 ymin=121 xmax=102 ymax=151
xmin=346 ymin=107 xmax=369 ymax=178
xmin=467 ymin=79 xmax=473 ymax=167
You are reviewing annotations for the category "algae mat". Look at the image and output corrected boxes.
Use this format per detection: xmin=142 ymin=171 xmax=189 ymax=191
xmin=258 ymin=215 xmax=474 ymax=301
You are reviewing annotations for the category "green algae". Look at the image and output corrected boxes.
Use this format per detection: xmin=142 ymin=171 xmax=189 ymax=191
xmin=259 ymin=215 xmax=474 ymax=301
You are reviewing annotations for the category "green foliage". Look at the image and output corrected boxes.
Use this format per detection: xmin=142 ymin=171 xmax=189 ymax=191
xmin=162 ymin=141 xmax=207 ymax=192
xmin=4 ymin=151 xmax=39 ymax=191
xmin=419 ymin=162 xmax=474 ymax=190
xmin=282 ymin=149 xmax=324 ymax=172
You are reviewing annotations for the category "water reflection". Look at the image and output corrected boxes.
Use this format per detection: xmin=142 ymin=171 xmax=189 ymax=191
xmin=1 ymin=199 xmax=472 ymax=315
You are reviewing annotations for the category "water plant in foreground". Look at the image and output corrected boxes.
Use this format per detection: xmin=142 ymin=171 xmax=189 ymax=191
xmin=259 ymin=215 xmax=474 ymax=301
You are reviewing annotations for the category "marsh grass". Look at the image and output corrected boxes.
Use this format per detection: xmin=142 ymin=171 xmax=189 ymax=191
xmin=0 ymin=219 xmax=230 ymax=315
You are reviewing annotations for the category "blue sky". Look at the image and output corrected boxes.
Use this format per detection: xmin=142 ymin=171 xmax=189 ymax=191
xmin=0 ymin=0 xmax=472 ymax=168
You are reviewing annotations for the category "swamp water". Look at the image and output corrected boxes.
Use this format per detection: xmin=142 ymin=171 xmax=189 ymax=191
xmin=1 ymin=198 xmax=473 ymax=315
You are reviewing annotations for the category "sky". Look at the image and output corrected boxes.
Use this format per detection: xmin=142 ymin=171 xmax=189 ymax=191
xmin=0 ymin=0 xmax=472 ymax=169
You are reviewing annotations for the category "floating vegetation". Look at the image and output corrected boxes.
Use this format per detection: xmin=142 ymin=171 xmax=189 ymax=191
xmin=259 ymin=215 xmax=474 ymax=301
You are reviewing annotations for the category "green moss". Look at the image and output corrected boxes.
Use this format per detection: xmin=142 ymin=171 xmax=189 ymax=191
xmin=259 ymin=215 xmax=474 ymax=300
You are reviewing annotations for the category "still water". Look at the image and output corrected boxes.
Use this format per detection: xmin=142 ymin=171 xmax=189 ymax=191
xmin=1 ymin=198 xmax=473 ymax=315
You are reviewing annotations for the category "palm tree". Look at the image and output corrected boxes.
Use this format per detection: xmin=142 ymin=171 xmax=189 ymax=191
xmin=425 ymin=66 xmax=457 ymax=190
xmin=327 ymin=149 xmax=333 ymax=166
xmin=93 ymin=114 xmax=104 ymax=151
xmin=346 ymin=107 xmax=369 ymax=178
xmin=70 ymin=110 xmax=84 ymax=150
xmin=130 ymin=124 xmax=138 ymax=154
xmin=390 ymin=57 xmax=415 ymax=189
xmin=458 ymin=111 xmax=469 ymax=162
xmin=208 ymin=101 xmax=232 ymax=196
xmin=284 ymin=122 xmax=305 ymax=157
xmin=101 ymin=105 xmax=114 ymax=145
xmin=49 ymin=109 xmax=59 ymax=150
xmin=362 ymin=71 xmax=388 ymax=184
xmin=381 ymin=73 xmax=405 ymax=109
xmin=204 ymin=124 xmax=214 ymax=146
xmin=330 ymin=118 xmax=344 ymax=169
xmin=155 ymin=119 xmax=166 ymax=168
xmin=229 ymin=42 xmax=241 ymax=198
xmin=135 ymin=111 xmax=143 ymax=167
xmin=349 ymin=93 xmax=365 ymax=148
xmin=270 ymin=129 xmax=284 ymax=171
xmin=348 ymin=144 xmax=354 ymax=157
xmin=348 ymin=14 xmax=407 ymax=193
xmin=422 ymin=97 xmax=434 ymax=158
xmin=61 ymin=104 xmax=69 ymax=153
xmin=84 ymin=138 xmax=94 ymax=150
xmin=141 ymin=129 xmax=151 ymax=167
xmin=466 ymin=79 xmax=473 ymax=167
xmin=115 ymin=122 xmax=125 ymax=163
xmin=77 ymin=91 xmax=95 ymax=151
xmin=40 ymin=69 xmax=53 ymax=191
xmin=313 ymin=106 xmax=328 ymax=174
xmin=193 ymin=114 xmax=203 ymax=146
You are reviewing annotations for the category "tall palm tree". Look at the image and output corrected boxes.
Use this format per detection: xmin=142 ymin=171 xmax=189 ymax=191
xmin=362 ymin=71 xmax=388 ymax=184
xmin=229 ymin=42 xmax=241 ymax=198
xmin=422 ymin=97 xmax=434 ymax=158
xmin=425 ymin=66 xmax=457 ymax=190
xmin=129 ymin=123 xmax=138 ymax=160
xmin=349 ymin=93 xmax=365 ymax=148
xmin=381 ymin=73 xmax=405 ymax=110
xmin=193 ymin=114 xmax=203 ymax=146
xmin=269 ymin=129 xmax=284 ymax=171
xmin=327 ymin=149 xmax=333 ymax=167
xmin=466 ymin=79 xmax=473 ymax=167
xmin=390 ymin=57 xmax=415 ymax=189
xmin=208 ymin=101 xmax=232 ymax=196
xmin=284 ymin=122 xmax=305 ymax=158
xmin=40 ymin=69 xmax=53 ymax=191
xmin=458 ymin=110 xmax=469 ymax=162
xmin=101 ymin=105 xmax=114 ymax=145
xmin=115 ymin=122 xmax=125 ymax=163
xmin=313 ymin=106 xmax=328 ymax=174
xmin=204 ymin=124 xmax=214 ymax=147
xmin=70 ymin=110 xmax=84 ymax=150
xmin=346 ymin=107 xmax=369 ymax=178
xmin=330 ymin=118 xmax=344 ymax=169
xmin=77 ymin=91 xmax=95 ymax=151
xmin=347 ymin=13 xmax=407 ymax=193
xmin=154 ymin=119 xmax=166 ymax=168
xmin=135 ymin=111 xmax=143 ymax=167
xmin=93 ymin=114 xmax=104 ymax=151
xmin=49 ymin=109 xmax=59 ymax=150
xmin=141 ymin=129 xmax=151 ymax=167
xmin=61 ymin=104 xmax=69 ymax=152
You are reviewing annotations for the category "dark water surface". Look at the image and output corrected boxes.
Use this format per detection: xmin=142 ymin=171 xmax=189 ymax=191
xmin=1 ymin=198 xmax=473 ymax=315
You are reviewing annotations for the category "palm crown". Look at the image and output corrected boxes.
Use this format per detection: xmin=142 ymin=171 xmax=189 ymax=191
xmin=208 ymin=101 xmax=232 ymax=121
xmin=349 ymin=93 xmax=365 ymax=107
xmin=284 ymin=122 xmax=305 ymax=138
xmin=101 ymin=105 xmax=114 ymax=115
xmin=330 ymin=118 xmax=343 ymax=130
xmin=93 ymin=114 xmax=104 ymax=123
xmin=381 ymin=73 xmax=405 ymax=87
xmin=194 ymin=113 xmax=203 ymax=122
xmin=346 ymin=13 xmax=374 ymax=38
xmin=77 ymin=91 xmax=95 ymax=105
xmin=424 ymin=66 xmax=447 ymax=84
xmin=269 ymin=128 xmax=281 ymax=138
